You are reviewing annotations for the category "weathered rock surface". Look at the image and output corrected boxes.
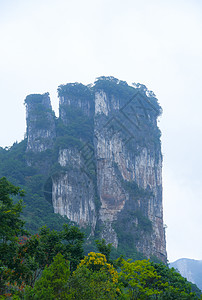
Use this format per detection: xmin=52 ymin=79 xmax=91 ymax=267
xmin=52 ymin=148 xmax=97 ymax=233
xmin=25 ymin=93 xmax=56 ymax=152
xmin=25 ymin=77 xmax=167 ymax=262
xmin=93 ymin=84 xmax=166 ymax=262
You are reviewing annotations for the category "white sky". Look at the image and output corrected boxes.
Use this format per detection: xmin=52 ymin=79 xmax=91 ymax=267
xmin=0 ymin=0 xmax=202 ymax=263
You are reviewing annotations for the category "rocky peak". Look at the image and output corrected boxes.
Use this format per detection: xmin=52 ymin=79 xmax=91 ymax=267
xmin=24 ymin=77 xmax=167 ymax=263
xmin=57 ymin=83 xmax=94 ymax=124
xmin=25 ymin=93 xmax=56 ymax=153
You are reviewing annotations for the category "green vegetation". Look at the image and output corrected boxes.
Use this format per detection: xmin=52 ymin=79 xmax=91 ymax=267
xmin=94 ymin=76 xmax=135 ymax=101
xmin=56 ymin=106 xmax=93 ymax=141
xmin=94 ymin=76 xmax=162 ymax=117
xmin=0 ymin=177 xmax=201 ymax=299
xmin=1 ymin=78 xmax=200 ymax=298
xmin=24 ymin=93 xmax=48 ymax=105
xmin=112 ymin=208 xmax=153 ymax=262
xmin=117 ymin=258 xmax=200 ymax=299
xmin=95 ymin=239 xmax=112 ymax=262
xmin=0 ymin=141 xmax=70 ymax=234
xmin=25 ymin=93 xmax=55 ymax=130
xmin=0 ymin=99 xmax=97 ymax=234
xmin=24 ymin=253 xmax=72 ymax=299
xmin=58 ymin=82 xmax=93 ymax=102
xmin=122 ymin=180 xmax=153 ymax=198
xmin=0 ymin=177 xmax=27 ymax=277
xmin=0 ymin=76 xmax=162 ymax=247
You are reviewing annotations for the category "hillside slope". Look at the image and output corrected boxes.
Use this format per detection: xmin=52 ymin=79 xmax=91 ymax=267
xmin=170 ymin=258 xmax=202 ymax=291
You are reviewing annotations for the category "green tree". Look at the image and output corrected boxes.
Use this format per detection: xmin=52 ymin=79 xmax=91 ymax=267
xmin=24 ymin=253 xmax=73 ymax=299
xmin=0 ymin=177 xmax=25 ymax=248
xmin=70 ymin=252 xmax=119 ymax=299
xmin=95 ymin=239 xmax=112 ymax=262
xmin=0 ymin=177 xmax=26 ymax=296
xmin=117 ymin=258 xmax=200 ymax=299
xmin=61 ymin=223 xmax=84 ymax=270
xmin=151 ymin=262 xmax=199 ymax=299
xmin=16 ymin=223 xmax=84 ymax=287
xmin=118 ymin=259 xmax=162 ymax=299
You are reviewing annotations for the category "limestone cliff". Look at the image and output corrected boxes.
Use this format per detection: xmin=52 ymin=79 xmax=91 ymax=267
xmin=25 ymin=93 xmax=56 ymax=153
xmin=25 ymin=76 xmax=167 ymax=262
xmin=52 ymin=148 xmax=97 ymax=233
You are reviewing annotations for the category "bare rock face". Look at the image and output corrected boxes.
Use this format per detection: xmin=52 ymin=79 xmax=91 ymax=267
xmin=25 ymin=77 xmax=167 ymax=263
xmin=25 ymin=93 xmax=56 ymax=152
xmin=52 ymin=148 xmax=97 ymax=233
xmin=93 ymin=81 xmax=166 ymax=262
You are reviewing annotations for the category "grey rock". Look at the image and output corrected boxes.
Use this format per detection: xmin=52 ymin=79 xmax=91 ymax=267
xmin=25 ymin=77 xmax=167 ymax=262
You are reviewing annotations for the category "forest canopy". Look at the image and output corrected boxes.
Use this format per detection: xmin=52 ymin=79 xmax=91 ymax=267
xmin=0 ymin=177 xmax=201 ymax=299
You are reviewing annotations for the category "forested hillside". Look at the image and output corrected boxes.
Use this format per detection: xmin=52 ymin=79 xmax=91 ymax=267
xmin=0 ymin=177 xmax=201 ymax=299
xmin=170 ymin=258 xmax=202 ymax=291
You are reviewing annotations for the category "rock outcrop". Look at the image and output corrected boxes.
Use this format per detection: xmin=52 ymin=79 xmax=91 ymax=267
xmin=25 ymin=76 xmax=167 ymax=262
xmin=25 ymin=93 xmax=56 ymax=152
xmin=52 ymin=148 xmax=97 ymax=233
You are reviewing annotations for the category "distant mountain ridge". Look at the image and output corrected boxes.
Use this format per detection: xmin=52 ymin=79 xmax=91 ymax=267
xmin=170 ymin=258 xmax=202 ymax=291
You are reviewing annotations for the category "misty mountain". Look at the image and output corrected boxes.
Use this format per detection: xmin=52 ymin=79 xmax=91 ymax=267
xmin=170 ymin=258 xmax=202 ymax=291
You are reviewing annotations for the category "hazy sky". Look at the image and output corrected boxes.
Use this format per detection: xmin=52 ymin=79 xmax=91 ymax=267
xmin=0 ymin=0 xmax=202 ymax=262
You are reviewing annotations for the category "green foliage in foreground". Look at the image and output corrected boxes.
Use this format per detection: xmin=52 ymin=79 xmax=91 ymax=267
xmin=0 ymin=177 xmax=26 ymax=244
xmin=23 ymin=255 xmax=201 ymax=300
xmin=24 ymin=253 xmax=72 ymax=300
xmin=0 ymin=177 xmax=201 ymax=299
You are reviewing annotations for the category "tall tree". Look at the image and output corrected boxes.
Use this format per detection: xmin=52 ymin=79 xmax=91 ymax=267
xmin=0 ymin=177 xmax=25 ymax=246
xmin=70 ymin=252 xmax=119 ymax=299
xmin=24 ymin=253 xmax=72 ymax=300
xmin=95 ymin=239 xmax=112 ymax=262
xmin=0 ymin=177 xmax=26 ymax=295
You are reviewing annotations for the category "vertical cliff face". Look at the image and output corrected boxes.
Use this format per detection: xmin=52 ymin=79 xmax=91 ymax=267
xmin=52 ymin=148 xmax=97 ymax=233
xmin=49 ymin=83 xmax=97 ymax=235
xmin=93 ymin=79 xmax=166 ymax=261
xmin=25 ymin=77 xmax=167 ymax=262
xmin=57 ymin=83 xmax=94 ymax=124
xmin=25 ymin=93 xmax=56 ymax=152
